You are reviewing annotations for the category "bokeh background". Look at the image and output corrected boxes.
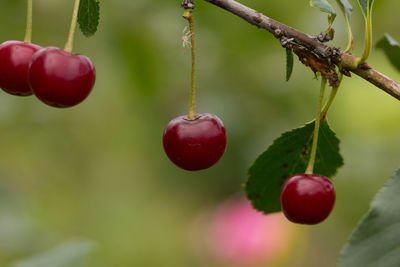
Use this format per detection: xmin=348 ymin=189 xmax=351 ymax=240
xmin=0 ymin=0 xmax=399 ymax=266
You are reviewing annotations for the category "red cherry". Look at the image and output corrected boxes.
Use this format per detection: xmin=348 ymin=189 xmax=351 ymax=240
xmin=280 ymin=174 xmax=335 ymax=225
xmin=0 ymin=40 xmax=41 ymax=96
xmin=163 ymin=113 xmax=227 ymax=171
xmin=28 ymin=47 xmax=96 ymax=108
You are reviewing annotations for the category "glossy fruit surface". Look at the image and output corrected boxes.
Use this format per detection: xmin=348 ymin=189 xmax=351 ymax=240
xmin=163 ymin=113 xmax=227 ymax=171
xmin=280 ymin=174 xmax=335 ymax=225
xmin=0 ymin=40 xmax=41 ymax=96
xmin=28 ymin=47 xmax=95 ymax=107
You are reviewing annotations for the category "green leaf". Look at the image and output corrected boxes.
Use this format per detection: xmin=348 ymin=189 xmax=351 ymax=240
xmin=335 ymin=0 xmax=353 ymax=19
xmin=310 ymin=0 xmax=337 ymax=16
xmin=358 ymin=0 xmax=374 ymax=17
xmin=245 ymin=120 xmax=343 ymax=214
xmin=78 ymin=0 xmax=100 ymax=37
xmin=339 ymin=169 xmax=400 ymax=267
xmin=11 ymin=239 xmax=95 ymax=267
xmin=376 ymin=33 xmax=400 ymax=72
xmin=286 ymin=49 xmax=294 ymax=82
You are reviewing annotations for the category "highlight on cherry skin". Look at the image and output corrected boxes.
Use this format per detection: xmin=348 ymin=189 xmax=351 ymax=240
xmin=0 ymin=40 xmax=41 ymax=96
xmin=28 ymin=46 xmax=96 ymax=108
xmin=280 ymin=174 xmax=335 ymax=225
xmin=163 ymin=113 xmax=227 ymax=171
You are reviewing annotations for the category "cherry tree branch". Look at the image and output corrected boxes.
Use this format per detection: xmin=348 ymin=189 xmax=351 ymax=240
xmin=203 ymin=0 xmax=400 ymax=101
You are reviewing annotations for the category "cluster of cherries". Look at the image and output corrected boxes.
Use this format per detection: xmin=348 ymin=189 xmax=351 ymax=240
xmin=163 ymin=117 xmax=335 ymax=225
xmin=164 ymin=5 xmax=335 ymax=225
xmin=0 ymin=40 xmax=95 ymax=107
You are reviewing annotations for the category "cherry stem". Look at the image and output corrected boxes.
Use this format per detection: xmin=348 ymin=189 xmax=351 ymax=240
xmin=64 ymin=0 xmax=80 ymax=53
xmin=321 ymin=73 xmax=343 ymax=119
xmin=183 ymin=9 xmax=197 ymax=120
xmin=24 ymin=0 xmax=33 ymax=43
xmin=321 ymin=87 xmax=337 ymax=120
xmin=305 ymin=78 xmax=326 ymax=175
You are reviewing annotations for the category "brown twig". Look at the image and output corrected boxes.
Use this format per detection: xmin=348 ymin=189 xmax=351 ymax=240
xmin=204 ymin=0 xmax=400 ymax=100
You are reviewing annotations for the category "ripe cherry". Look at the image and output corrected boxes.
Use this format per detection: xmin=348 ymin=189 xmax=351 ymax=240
xmin=163 ymin=113 xmax=227 ymax=171
xmin=0 ymin=40 xmax=41 ymax=96
xmin=28 ymin=47 xmax=95 ymax=108
xmin=280 ymin=174 xmax=335 ymax=225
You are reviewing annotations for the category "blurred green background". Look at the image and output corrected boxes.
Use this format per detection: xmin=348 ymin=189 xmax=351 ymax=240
xmin=0 ymin=0 xmax=399 ymax=266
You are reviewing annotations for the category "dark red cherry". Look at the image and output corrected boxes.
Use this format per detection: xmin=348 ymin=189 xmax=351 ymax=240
xmin=163 ymin=113 xmax=227 ymax=171
xmin=0 ymin=40 xmax=41 ymax=96
xmin=280 ymin=174 xmax=335 ymax=225
xmin=28 ymin=47 xmax=95 ymax=108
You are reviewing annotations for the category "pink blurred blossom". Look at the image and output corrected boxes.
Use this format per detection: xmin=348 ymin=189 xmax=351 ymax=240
xmin=191 ymin=195 xmax=294 ymax=266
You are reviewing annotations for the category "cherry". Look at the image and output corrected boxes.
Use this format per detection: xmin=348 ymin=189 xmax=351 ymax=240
xmin=280 ymin=174 xmax=335 ymax=225
xmin=28 ymin=47 xmax=95 ymax=108
xmin=163 ymin=113 xmax=227 ymax=171
xmin=0 ymin=41 xmax=41 ymax=96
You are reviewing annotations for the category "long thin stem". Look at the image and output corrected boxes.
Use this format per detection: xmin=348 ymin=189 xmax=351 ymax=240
xmin=321 ymin=87 xmax=338 ymax=120
xmin=64 ymin=0 xmax=80 ymax=53
xmin=305 ymin=78 xmax=327 ymax=175
xmin=336 ymin=0 xmax=353 ymax=52
xmin=24 ymin=0 xmax=33 ymax=43
xmin=183 ymin=9 xmax=197 ymax=120
xmin=359 ymin=11 xmax=372 ymax=64
xmin=344 ymin=15 xmax=353 ymax=52
xmin=321 ymin=73 xmax=343 ymax=119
